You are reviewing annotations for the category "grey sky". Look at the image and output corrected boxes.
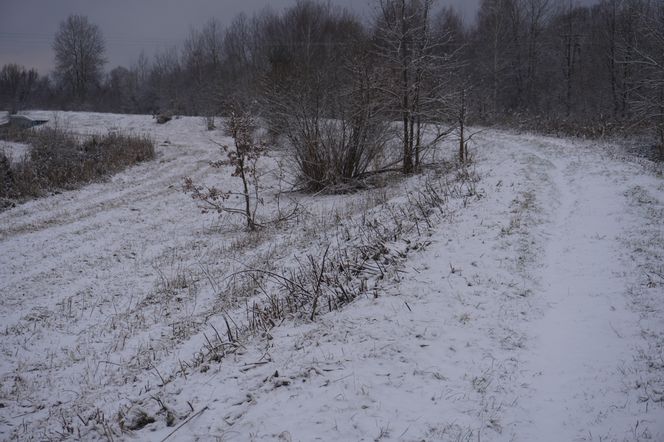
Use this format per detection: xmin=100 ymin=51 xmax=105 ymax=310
xmin=0 ymin=0 xmax=593 ymax=75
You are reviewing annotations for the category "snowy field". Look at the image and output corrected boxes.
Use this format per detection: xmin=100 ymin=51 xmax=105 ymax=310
xmin=0 ymin=111 xmax=663 ymax=441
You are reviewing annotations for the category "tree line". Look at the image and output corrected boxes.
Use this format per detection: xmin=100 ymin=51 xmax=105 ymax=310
xmin=1 ymin=0 xmax=663 ymax=159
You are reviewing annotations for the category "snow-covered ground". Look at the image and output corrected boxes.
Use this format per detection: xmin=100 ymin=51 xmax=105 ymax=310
xmin=0 ymin=141 xmax=31 ymax=163
xmin=0 ymin=112 xmax=662 ymax=441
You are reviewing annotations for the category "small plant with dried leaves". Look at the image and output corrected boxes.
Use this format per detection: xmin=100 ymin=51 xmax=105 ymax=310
xmin=184 ymin=108 xmax=266 ymax=231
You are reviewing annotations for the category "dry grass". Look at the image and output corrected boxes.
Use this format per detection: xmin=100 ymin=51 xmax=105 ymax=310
xmin=187 ymin=164 xmax=482 ymax=371
xmin=0 ymin=125 xmax=155 ymax=201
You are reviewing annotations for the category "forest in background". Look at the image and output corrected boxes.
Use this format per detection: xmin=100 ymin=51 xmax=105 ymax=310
xmin=1 ymin=0 xmax=663 ymax=155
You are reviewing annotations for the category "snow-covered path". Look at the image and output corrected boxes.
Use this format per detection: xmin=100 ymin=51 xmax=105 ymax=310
xmin=500 ymin=139 xmax=662 ymax=441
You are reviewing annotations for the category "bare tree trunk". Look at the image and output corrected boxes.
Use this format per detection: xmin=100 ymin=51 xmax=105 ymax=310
xmin=238 ymin=156 xmax=255 ymax=231
xmin=659 ymin=82 xmax=664 ymax=159
xmin=415 ymin=111 xmax=422 ymax=169
xmin=412 ymin=65 xmax=420 ymax=171
xmin=401 ymin=1 xmax=414 ymax=174
xmin=459 ymin=88 xmax=466 ymax=163
xmin=562 ymin=0 xmax=579 ymax=118
xmin=493 ymin=29 xmax=499 ymax=116
xmin=607 ymin=0 xmax=620 ymax=117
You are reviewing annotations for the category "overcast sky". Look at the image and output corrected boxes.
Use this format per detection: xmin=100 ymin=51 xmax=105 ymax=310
xmin=0 ymin=0 xmax=593 ymax=75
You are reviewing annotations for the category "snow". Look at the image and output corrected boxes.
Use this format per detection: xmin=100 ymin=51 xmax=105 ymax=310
xmin=507 ymin=148 xmax=635 ymax=439
xmin=0 ymin=112 xmax=663 ymax=441
xmin=0 ymin=140 xmax=31 ymax=163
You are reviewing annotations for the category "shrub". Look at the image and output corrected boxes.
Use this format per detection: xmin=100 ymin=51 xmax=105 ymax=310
xmin=270 ymin=75 xmax=392 ymax=192
xmin=0 ymin=126 xmax=155 ymax=202
xmin=286 ymin=116 xmax=392 ymax=192
xmin=0 ymin=152 xmax=13 ymax=196
xmin=154 ymin=112 xmax=172 ymax=124
xmin=0 ymin=124 xmax=32 ymax=143
xmin=184 ymin=108 xmax=265 ymax=231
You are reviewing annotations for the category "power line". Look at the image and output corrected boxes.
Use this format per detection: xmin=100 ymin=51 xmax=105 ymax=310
xmin=0 ymin=32 xmax=180 ymax=46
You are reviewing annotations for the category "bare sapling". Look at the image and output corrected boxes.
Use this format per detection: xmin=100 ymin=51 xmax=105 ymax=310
xmin=453 ymin=85 xmax=481 ymax=165
xmin=184 ymin=108 xmax=266 ymax=231
xmin=458 ymin=86 xmax=468 ymax=163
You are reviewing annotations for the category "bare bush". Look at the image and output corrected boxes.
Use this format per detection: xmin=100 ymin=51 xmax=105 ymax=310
xmin=0 ymin=124 xmax=32 ymax=143
xmin=280 ymin=110 xmax=393 ymax=192
xmin=257 ymin=2 xmax=394 ymax=191
xmin=154 ymin=112 xmax=172 ymax=124
xmin=0 ymin=152 xmax=13 ymax=198
xmin=268 ymin=49 xmax=392 ymax=190
xmin=184 ymin=108 xmax=265 ymax=230
xmin=30 ymin=128 xmax=154 ymax=188
xmin=0 ymin=125 xmax=155 ymax=202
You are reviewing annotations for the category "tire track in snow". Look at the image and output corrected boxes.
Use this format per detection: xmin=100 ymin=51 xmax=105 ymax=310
xmin=0 ymin=114 xmax=238 ymax=440
xmin=0 ymin=143 xmax=210 ymax=240
xmin=504 ymin=138 xmax=659 ymax=441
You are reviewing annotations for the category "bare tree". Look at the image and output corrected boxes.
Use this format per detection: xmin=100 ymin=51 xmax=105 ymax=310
xmin=560 ymin=1 xmax=582 ymax=117
xmin=628 ymin=1 xmax=664 ymax=157
xmin=374 ymin=0 xmax=458 ymax=174
xmin=129 ymin=51 xmax=154 ymax=113
xmin=597 ymin=0 xmax=624 ymax=117
xmin=102 ymin=66 xmax=136 ymax=113
xmin=520 ymin=0 xmax=552 ymax=108
xmin=151 ymin=46 xmax=183 ymax=114
xmin=471 ymin=0 xmax=514 ymax=117
xmin=53 ymin=15 xmax=106 ymax=103
xmin=182 ymin=18 xmax=225 ymax=115
xmin=222 ymin=13 xmax=266 ymax=107
xmin=184 ymin=107 xmax=266 ymax=231
xmin=0 ymin=64 xmax=39 ymax=114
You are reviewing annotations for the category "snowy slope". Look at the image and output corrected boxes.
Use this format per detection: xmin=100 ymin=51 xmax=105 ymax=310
xmin=0 ymin=112 xmax=662 ymax=441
